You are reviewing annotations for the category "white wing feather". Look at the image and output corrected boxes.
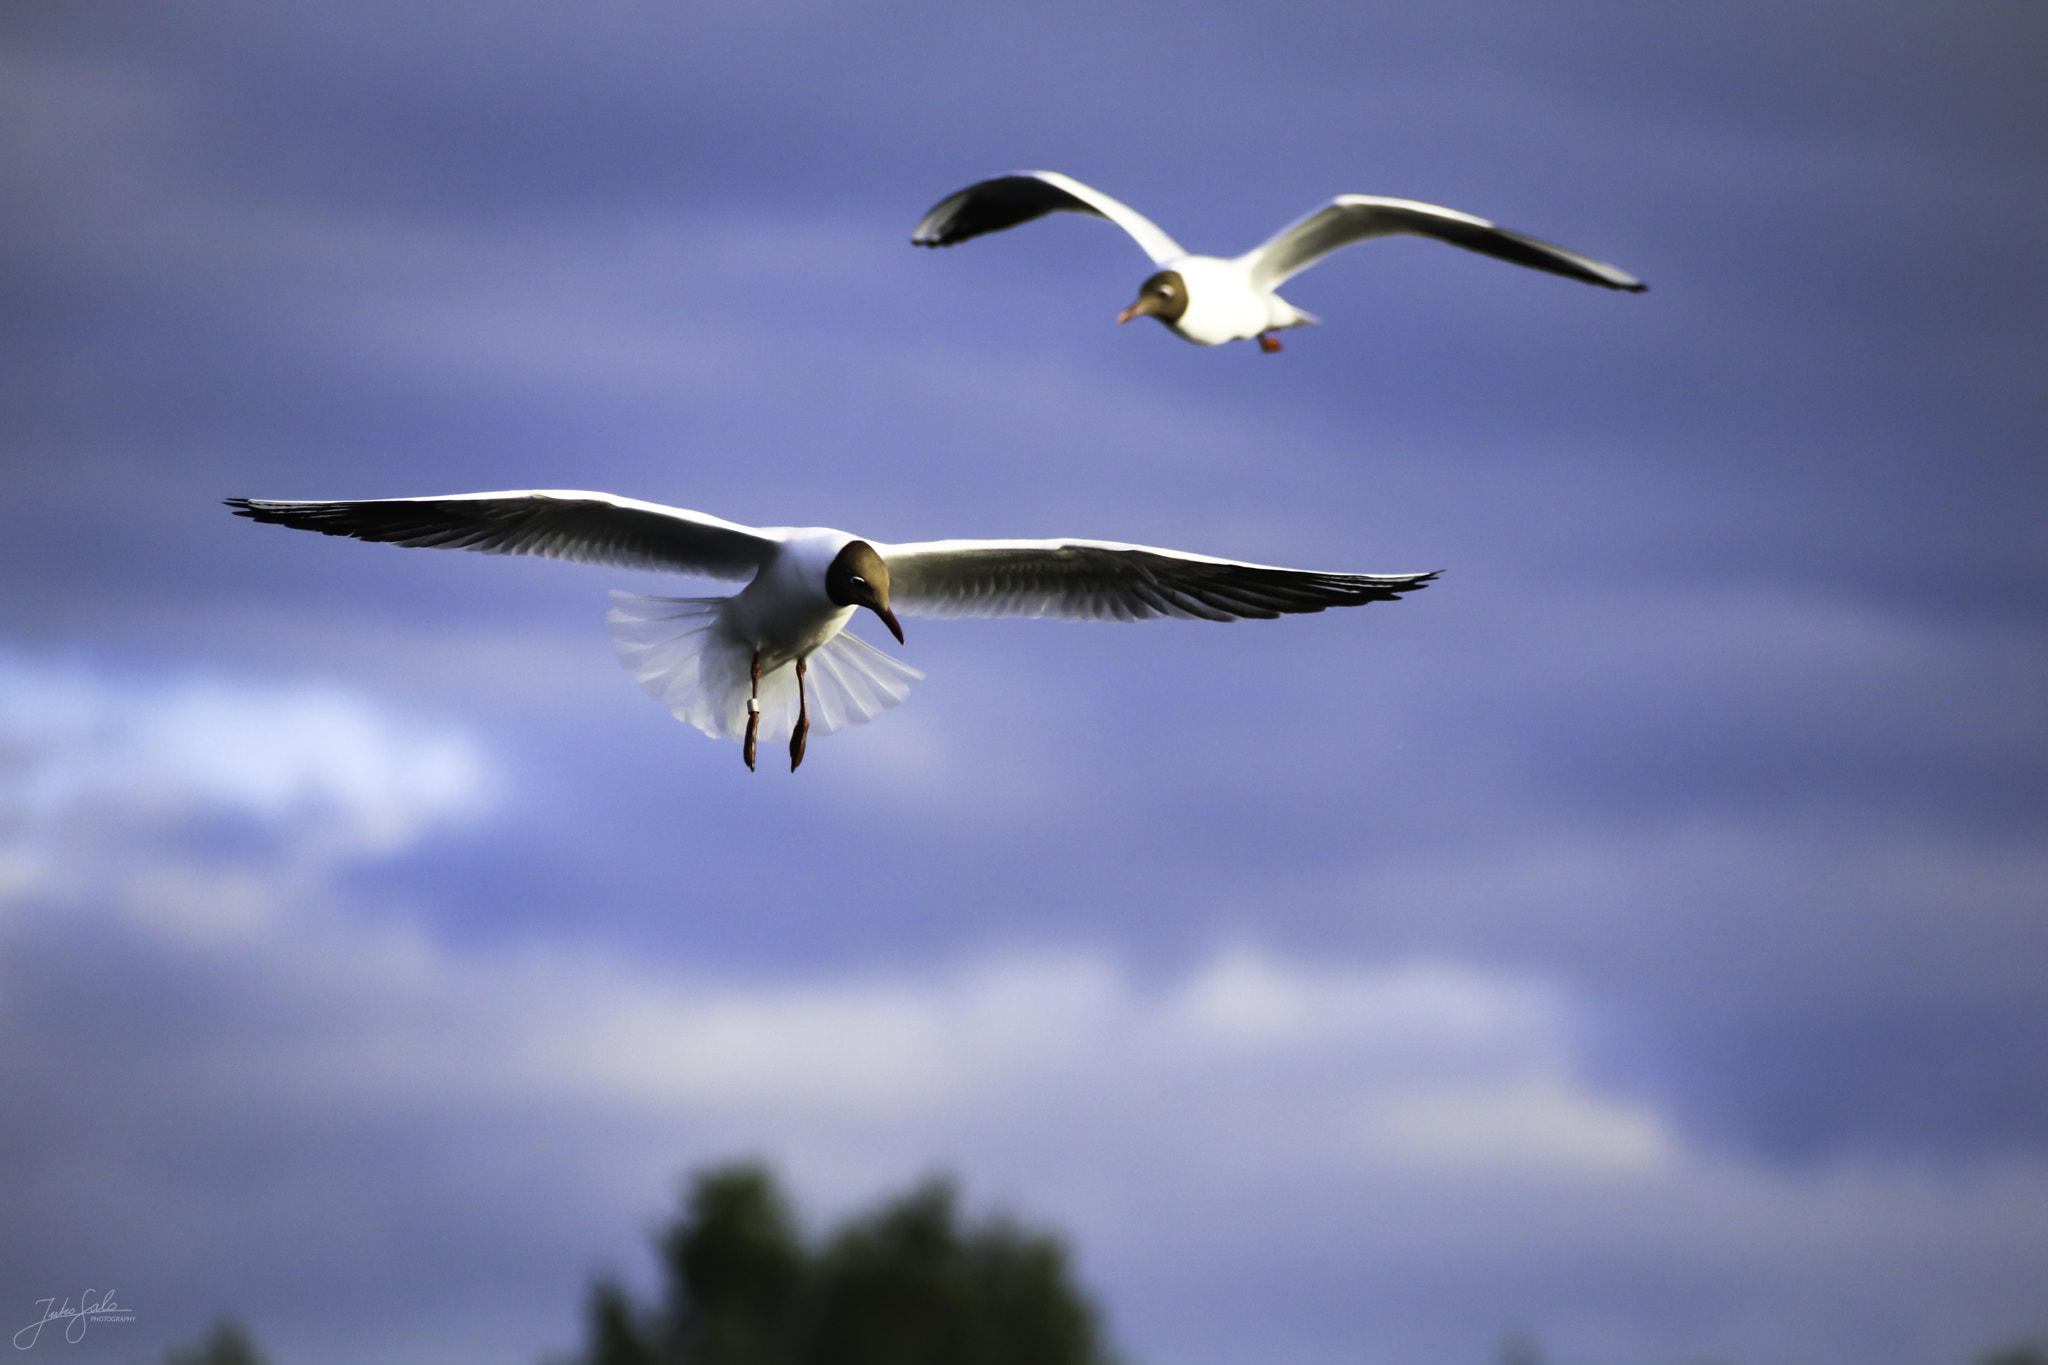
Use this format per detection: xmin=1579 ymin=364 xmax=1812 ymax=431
xmin=1027 ymin=171 xmax=1187 ymax=266
xmin=227 ymin=491 xmax=778 ymax=581
xmin=879 ymin=539 xmax=1435 ymax=623
xmin=1242 ymin=196 xmax=1647 ymax=293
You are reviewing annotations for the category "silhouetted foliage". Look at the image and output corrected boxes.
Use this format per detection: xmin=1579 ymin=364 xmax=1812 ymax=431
xmin=163 ymin=1320 xmax=270 ymax=1365
xmin=1979 ymin=1344 xmax=2047 ymax=1365
xmin=568 ymin=1162 xmax=1117 ymax=1365
xmin=659 ymin=1166 xmax=808 ymax=1365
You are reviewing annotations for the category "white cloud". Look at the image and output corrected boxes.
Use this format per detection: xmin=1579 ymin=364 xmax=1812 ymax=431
xmin=472 ymin=947 xmax=1671 ymax=1186
xmin=0 ymin=652 xmax=494 ymax=922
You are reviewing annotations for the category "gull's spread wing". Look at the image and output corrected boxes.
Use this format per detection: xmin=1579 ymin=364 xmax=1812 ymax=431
xmin=913 ymin=171 xmax=1187 ymax=267
xmin=880 ymin=539 xmax=1436 ymax=623
xmin=1245 ymin=196 xmax=1646 ymax=293
xmin=226 ymin=490 xmax=776 ymax=581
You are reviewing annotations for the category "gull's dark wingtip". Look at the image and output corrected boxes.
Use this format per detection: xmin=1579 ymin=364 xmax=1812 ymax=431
xmin=224 ymin=497 xmax=346 ymax=533
xmin=911 ymin=185 xmax=978 ymax=248
xmin=224 ymin=496 xmax=300 ymax=525
xmin=911 ymin=174 xmax=1099 ymax=250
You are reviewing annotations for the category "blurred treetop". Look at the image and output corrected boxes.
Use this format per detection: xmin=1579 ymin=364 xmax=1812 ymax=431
xmin=164 ymin=1321 xmax=269 ymax=1365
xmin=566 ymin=1163 xmax=1119 ymax=1365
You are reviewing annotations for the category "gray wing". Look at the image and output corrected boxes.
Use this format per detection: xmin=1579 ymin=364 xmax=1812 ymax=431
xmin=225 ymin=490 xmax=776 ymax=581
xmin=1245 ymin=195 xmax=1647 ymax=292
xmin=880 ymin=538 xmax=1436 ymax=622
xmin=913 ymin=171 xmax=1187 ymax=266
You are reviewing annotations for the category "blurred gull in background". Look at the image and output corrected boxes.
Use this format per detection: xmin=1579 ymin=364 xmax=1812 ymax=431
xmin=913 ymin=170 xmax=1647 ymax=351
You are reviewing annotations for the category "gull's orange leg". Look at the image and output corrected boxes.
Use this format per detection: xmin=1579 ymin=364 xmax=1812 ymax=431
xmin=789 ymin=656 xmax=809 ymax=771
xmin=742 ymin=649 xmax=761 ymax=771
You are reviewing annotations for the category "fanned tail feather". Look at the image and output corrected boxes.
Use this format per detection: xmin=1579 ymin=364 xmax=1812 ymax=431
xmin=805 ymin=629 xmax=925 ymax=732
xmin=606 ymin=592 xmax=922 ymax=743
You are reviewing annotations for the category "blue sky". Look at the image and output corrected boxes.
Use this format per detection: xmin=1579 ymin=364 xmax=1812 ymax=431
xmin=2 ymin=2 xmax=2045 ymax=1363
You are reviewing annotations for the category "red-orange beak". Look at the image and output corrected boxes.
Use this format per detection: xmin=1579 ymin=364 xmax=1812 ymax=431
xmin=873 ymin=605 xmax=905 ymax=645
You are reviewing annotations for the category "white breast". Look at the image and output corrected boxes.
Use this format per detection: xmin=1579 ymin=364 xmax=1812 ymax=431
xmin=1166 ymin=255 xmax=1270 ymax=346
xmin=727 ymin=529 xmax=858 ymax=663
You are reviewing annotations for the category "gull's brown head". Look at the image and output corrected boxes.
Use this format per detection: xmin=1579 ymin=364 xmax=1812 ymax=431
xmin=1117 ymin=269 xmax=1188 ymax=326
xmin=825 ymin=540 xmax=903 ymax=644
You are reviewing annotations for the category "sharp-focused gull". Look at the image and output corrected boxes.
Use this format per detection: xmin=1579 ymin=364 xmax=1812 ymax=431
xmin=914 ymin=170 xmax=1646 ymax=351
xmin=227 ymin=491 xmax=1436 ymax=771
